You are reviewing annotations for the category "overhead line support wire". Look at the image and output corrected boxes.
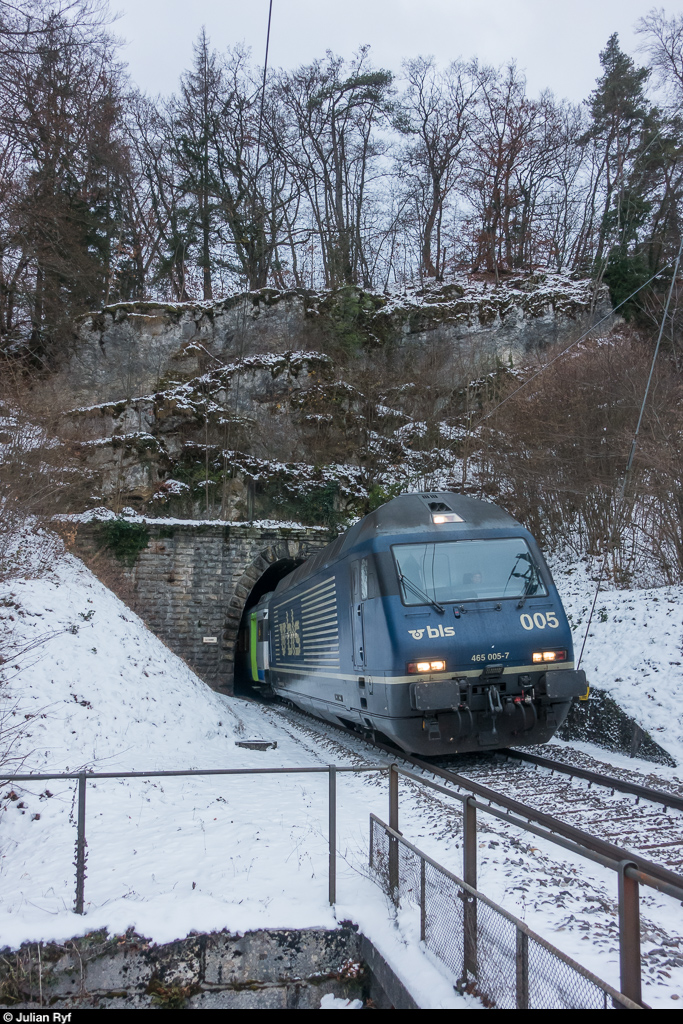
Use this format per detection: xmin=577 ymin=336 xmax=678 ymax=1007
xmin=622 ymin=234 xmax=683 ymax=486
xmin=577 ymin=234 xmax=683 ymax=670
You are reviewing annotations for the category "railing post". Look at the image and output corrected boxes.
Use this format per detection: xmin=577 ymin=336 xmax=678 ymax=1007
xmin=515 ymin=928 xmax=529 ymax=1009
xmin=420 ymin=856 xmax=426 ymax=942
xmin=618 ymin=862 xmax=642 ymax=1006
xmin=463 ymin=796 xmax=477 ymax=890
xmin=75 ymin=774 xmax=87 ymax=915
xmin=463 ymin=796 xmax=477 ymax=977
xmin=328 ymin=765 xmax=336 ymax=906
xmin=389 ymin=764 xmax=399 ymax=903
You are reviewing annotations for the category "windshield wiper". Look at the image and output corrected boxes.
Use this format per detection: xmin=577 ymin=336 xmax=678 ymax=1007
xmin=504 ymin=553 xmax=537 ymax=607
xmin=398 ymin=572 xmax=444 ymax=614
xmin=501 ymin=557 xmax=540 ymax=602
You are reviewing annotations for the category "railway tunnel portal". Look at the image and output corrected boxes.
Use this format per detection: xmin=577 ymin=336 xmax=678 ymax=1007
xmin=68 ymin=519 xmax=331 ymax=694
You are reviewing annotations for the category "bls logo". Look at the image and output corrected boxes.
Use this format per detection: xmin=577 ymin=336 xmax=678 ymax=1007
xmin=408 ymin=625 xmax=455 ymax=640
xmin=278 ymin=609 xmax=301 ymax=656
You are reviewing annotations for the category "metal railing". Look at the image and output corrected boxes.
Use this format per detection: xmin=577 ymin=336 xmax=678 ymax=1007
xmin=1 ymin=764 xmax=383 ymax=914
xmin=381 ymin=763 xmax=683 ymax=1008
xmin=5 ymin=759 xmax=681 ymax=1008
xmin=369 ymin=813 xmax=640 ymax=1009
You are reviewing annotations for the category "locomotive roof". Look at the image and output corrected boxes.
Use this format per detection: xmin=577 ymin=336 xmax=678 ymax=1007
xmin=344 ymin=491 xmax=518 ymax=544
xmin=274 ymin=492 xmax=521 ymax=594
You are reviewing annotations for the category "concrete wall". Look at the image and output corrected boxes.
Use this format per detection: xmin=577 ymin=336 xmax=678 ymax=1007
xmin=69 ymin=520 xmax=330 ymax=692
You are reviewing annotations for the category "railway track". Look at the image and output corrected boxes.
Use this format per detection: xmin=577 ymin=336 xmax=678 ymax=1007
xmin=253 ymin=697 xmax=683 ymax=998
xmin=260 ymin=698 xmax=683 ymax=883
xmin=431 ymin=747 xmax=683 ymax=874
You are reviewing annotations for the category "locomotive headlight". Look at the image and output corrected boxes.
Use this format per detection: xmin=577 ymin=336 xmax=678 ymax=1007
xmin=432 ymin=513 xmax=464 ymax=524
xmin=532 ymin=650 xmax=567 ymax=663
xmin=408 ymin=660 xmax=447 ymax=673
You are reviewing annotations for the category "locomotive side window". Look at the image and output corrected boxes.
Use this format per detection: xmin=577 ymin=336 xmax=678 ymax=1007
xmin=351 ymin=556 xmax=377 ymax=601
xmin=360 ymin=558 xmax=368 ymax=601
xmin=393 ymin=539 xmax=547 ymax=605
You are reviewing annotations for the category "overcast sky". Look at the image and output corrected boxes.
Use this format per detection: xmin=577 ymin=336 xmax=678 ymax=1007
xmin=113 ymin=0 xmax=659 ymax=102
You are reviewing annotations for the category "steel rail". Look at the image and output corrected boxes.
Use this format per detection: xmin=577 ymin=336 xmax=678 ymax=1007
xmin=395 ymin=764 xmax=683 ymax=903
xmin=501 ymin=748 xmax=683 ymax=812
xmin=399 ymin=750 xmax=683 ymax=895
xmin=272 ymin=703 xmax=683 ymax=895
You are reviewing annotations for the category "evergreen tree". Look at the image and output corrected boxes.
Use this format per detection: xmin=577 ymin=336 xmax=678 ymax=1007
xmin=1 ymin=5 xmax=129 ymax=359
xmin=584 ymin=33 xmax=651 ymax=269
xmin=172 ymin=29 xmax=223 ymax=300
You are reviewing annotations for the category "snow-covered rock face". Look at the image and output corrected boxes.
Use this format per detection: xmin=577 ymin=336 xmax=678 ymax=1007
xmin=60 ymin=351 xmax=348 ymax=513
xmin=49 ymin=277 xmax=611 ymax=519
xmin=56 ymin=277 xmax=610 ymax=408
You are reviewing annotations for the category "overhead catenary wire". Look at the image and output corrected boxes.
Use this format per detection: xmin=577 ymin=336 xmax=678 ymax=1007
xmin=216 ymin=1 xmax=274 ymax=522
xmin=254 ymin=0 xmax=274 ymax=196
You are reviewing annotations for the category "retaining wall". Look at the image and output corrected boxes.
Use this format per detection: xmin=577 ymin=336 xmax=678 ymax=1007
xmin=67 ymin=520 xmax=330 ymax=693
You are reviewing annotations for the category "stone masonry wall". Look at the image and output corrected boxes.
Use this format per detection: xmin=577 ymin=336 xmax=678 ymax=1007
xmin=68 ymin=521 xmax=330 ymax=692
xmin=0 ymin=926 xmax=419 ymax=1009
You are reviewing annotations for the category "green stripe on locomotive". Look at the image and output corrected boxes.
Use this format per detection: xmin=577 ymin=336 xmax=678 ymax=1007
xmin=250 ymin=611 xmax=259 ymax=682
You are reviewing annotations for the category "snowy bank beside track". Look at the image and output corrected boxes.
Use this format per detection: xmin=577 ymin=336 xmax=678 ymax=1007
xmin=0 ymin=550 xmax=467 ymax=1008
xmin=0 ymin=548 xmax=682 ymax=1006
xmin=551 ymin=559 xmax=683 ymax=767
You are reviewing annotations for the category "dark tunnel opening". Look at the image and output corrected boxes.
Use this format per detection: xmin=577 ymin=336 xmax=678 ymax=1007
xmin=233 ymin=557 xmax=303 ymax=696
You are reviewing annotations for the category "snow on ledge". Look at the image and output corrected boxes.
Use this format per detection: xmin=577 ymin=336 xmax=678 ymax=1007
xmin=57 ymin=507 xmax=328 ymax=531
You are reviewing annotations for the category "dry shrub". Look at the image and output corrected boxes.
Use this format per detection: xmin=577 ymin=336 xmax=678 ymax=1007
xmin=472 ymin=325 xmax=683 ymax=584
xmin=0 ymin=363 xmax=93 ymax=585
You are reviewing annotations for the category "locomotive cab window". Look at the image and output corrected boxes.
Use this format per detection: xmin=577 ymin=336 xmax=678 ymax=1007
xmin=393 ymin=538 xmax=547 ymax=605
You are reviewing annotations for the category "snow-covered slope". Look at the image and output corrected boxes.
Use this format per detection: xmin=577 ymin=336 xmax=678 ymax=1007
xmin=1 ymin=550 xmax=305 ymax=774
xmin=551 ymin=559 xmax=683 ymax=765
xmin=0 ymin=548 xmax=467 ymax=1008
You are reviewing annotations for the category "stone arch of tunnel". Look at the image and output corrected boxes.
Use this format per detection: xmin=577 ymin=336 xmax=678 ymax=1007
xmin=65 ymin=521 xmax=331 ymax=696
xmin=223 ymin=539 xmax=312 ymax=694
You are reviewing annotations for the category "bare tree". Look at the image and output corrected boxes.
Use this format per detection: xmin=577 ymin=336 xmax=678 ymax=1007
xmin=395 ymin=56 xmax=477 ymax=280
xmin=637 ymin=8 xmax=683 ymax=101
xmin=277 ymin=48 xmax=393 ymax=288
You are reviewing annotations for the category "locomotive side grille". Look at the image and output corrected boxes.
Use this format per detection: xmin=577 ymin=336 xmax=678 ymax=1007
xmin=302 ymin=608 xmax=337 ymax=624
xmin=303 ymin=620 xmax=338 ymax=635
xmin=273 ymin=576 xmax=340 ymax=668
xmin=302 ymin=578 xmax=339 ymax=664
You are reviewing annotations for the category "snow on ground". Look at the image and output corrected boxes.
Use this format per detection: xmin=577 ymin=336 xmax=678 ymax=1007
xmin=0 ymin=548 xmax=470 ymax=1008
xmin=0 ymin=544 xmax=681 ymax=1008
xmin=550 ymin=557 xmax=683 ymax=766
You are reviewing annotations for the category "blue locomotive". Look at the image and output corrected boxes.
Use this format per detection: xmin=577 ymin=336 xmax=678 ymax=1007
xmin=245 ymin=492 xmax=588 ymax=755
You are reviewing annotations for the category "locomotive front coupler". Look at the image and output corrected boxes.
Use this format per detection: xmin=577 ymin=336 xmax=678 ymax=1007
xmin=486 ymin=685 xmax=503 ymax=714
xmin=477 ymin=666 xmax=504 ymax=714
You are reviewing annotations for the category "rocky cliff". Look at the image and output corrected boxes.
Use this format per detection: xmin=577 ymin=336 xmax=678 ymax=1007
xmin=49 ymin=274 xmax=613 ymax=523
xmin=59 ymin=275 xmax=610 ymax=405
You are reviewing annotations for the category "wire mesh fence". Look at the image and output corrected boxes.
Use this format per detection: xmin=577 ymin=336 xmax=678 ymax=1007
xmin=369 ymin=814 xmax=636 ymax=1010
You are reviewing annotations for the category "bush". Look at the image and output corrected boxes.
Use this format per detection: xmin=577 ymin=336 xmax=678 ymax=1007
xmin=98 ymin=521 xmax=150 ymax=566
